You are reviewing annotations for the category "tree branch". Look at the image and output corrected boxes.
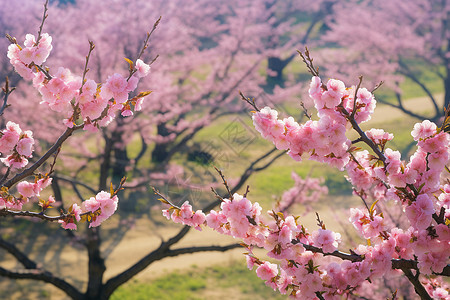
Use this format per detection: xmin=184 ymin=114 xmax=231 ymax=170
xmin=401 ymin=268 xmax=432 ymax=300
xmin=3 ymin=125 xmax=83 ymax=189
xmin=0 ymin=266 xmax=83 ymax=300
xmin=0 ymin=236 xmax=37 ymax=269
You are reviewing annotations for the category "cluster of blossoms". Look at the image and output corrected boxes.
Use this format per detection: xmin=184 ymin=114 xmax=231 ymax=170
xmin=163 ymin=76 xmax=450 ymax=298
xmin=0 ymin=176 xmax=51 ymax=210
xmin=7 ymin=33 xmax=151 ymax=132
xmin=58 ymin=191 xmax=118 ymax=230
xmin=7 ymin=33 xmax=53 ymax=80
xmin=0 ymin=121 xmax=35 ymax=169
xmin=1 ymin=30 xmax=152 ymax=230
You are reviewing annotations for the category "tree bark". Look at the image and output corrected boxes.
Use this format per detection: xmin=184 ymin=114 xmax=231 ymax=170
xmin=151 ymin=123 xmax=170 ymax=163
xmin=86 ymin=227 xmax=106 ymax=300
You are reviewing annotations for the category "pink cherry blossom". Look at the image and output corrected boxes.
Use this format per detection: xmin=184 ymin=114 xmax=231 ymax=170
xmin=256 ymin=262 xmax=278 ymax=281
xmin=135 ymin=59 xmax=150 ymax=78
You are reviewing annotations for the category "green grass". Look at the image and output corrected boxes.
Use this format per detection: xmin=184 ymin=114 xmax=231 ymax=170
xmin=111 ymin=262 xmax=286 ymax=300
xmin=111 ymin=271 xmax=207 ymax=300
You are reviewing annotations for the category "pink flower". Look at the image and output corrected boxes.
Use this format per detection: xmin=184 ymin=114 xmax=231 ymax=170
xmin=405 ymin=194 xmax=434 ymax=230
xmin=71 ymin=203 xmax=82 ymax=222
xmin=135 ymin=59 xmax=150 ymax=78
xmin=101 ymin=73 xmax=128 ymax=103
xmin=18 ymin=47 xmax=35 ymax=65
xmin=121 ymin=109 xmax=133 ymax=117
xmin=84 ymin=197 xmax=100 ymax=212
xmin=309 ymin=76 xmax=322 ymax=100
xmin=206 ymin=210 xmax=226 ymax=229
xmin=16 ymin=136 xmax=34 ymax=157
xmin=192 ymin=210 xmax=206 ymax=230
xmin=1 ymin=154 xmax=28 ymax=169
xmin=179 ymin=201 xmax=193 ymax=219
xmin=162 ymin=209 xmax=171 ymax=220
xmin=17 ymin=181 xmax=37 ymax=198
xmin=59 ymin=221 xmax=77 ymax=230
xmin=82 ymin=79 xmax=97 ymax=95
xmin=366 ymin=128 xmax=393 ymax=144
xmin=278 ymin=225 xmax=292 ymax=245
xmin=312 ymin=228 xmax=341 ymax=253
xmin=411 ymin=120 xmax=437 ymax=141
xmin=256 ymin=262 xmax=278 ymax=281
xmin=0 ymin=121 xmax=22 ymax=153
xmin=246 ymin=255 xmax=257 ymax=270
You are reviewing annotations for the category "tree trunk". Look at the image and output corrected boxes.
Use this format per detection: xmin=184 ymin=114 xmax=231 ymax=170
xmin=151 ymin=123 xmax=170 ymax=163
xmin=112 ymin=146 xmax=128 ymax=185
xmin=99 ymin=134 xmax=113 ymax=192
xmin=86 ymin=227 xmax=106 ymax=300
xmin=266 ymin=56 xmax=290 ymax=92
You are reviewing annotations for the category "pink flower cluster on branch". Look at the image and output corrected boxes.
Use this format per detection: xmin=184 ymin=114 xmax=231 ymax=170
xmin=0 ymin=121 xmax=34 ymax=169
xmin=7 ymin=31 xmax=152 ymax=132
xmin=1 ymin=10 xmax=155 ymax=230
xmin=162 ymin=73 xmax=450 ymax=298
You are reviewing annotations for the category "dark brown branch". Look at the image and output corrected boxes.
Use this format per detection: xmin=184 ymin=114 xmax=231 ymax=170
xmin=214 ymin=166 xmax=233 ymax=200
xmin=3 ymin=125 xmax=83 ymax=189
xmin=297 ymin=241 xmax=449 ymax=277
xmin=341 ymin=106 xmax=386 ymax=164
xmin=371 ymin=81 xmax=384 ymax=93
xmin=0 ymin=266 xmax=83 ymax=300
xmin=0 ymin=236 xmax=37 ymax=269
xmin=401 ymin=268 xmax=432 ymax=300
xmin=0 ymin=208 xmax=67 ymax=221
xmin=0 ymin=167 xmax=11 ymax=186
xmin=163 ymin=243 xmax=241 ymax=257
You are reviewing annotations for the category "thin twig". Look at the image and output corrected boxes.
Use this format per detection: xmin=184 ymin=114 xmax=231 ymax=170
xmin=153 ymin=187 xmax=180 ymax=209
xmin=210 ymin=187 xmax=224 ymax=202
xmin=300 ymin=101 xmax=311 ymax=119
xmin=371 ymin=80 xmax=384 ymax=93
xmin=213 ymin=166 xmax=233 ymax=200
xmin=35 ymin=0 xmax=49 ymax=46
xmin=31 ymin=64 xmax=52 ymax=80
xmin=297 ymin=47 xmax=320 ymax=77
xmin=0 ymin=77 xmax=15 ymax=116
xmin=79 ymin=41 xmax=95 ymax=94
xmin=136 ymin=17 xmax=161 ymax=62
xmin=315 ymin=212 xmax=325 ymax=229
xmin=239 ymin=91 xmax=259 ymax=112
xmin=243 ymin=185 xmax=250 ymax=198
xmin=127 ymin=17 xmax=161 ymax=80
xmin=350 ymin=75 xmax=363 ymax=119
